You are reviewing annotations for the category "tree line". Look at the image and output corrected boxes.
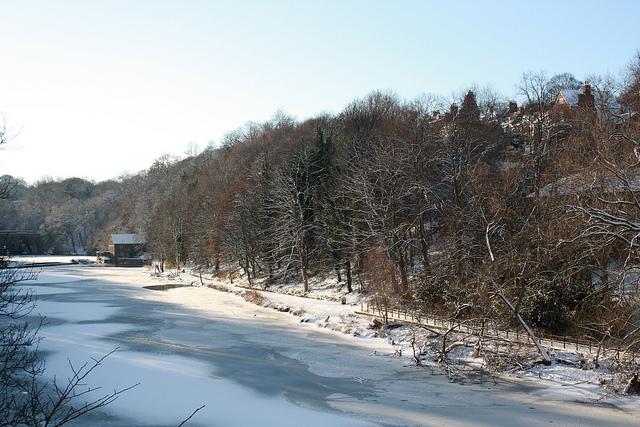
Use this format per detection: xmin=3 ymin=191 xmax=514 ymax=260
xmin=3 ymin=53 xmax=640 ymax=349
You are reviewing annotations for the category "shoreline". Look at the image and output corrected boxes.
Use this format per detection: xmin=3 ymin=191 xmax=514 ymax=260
xmin=15 ymin=260 xmax=640 ymax=425
xmin=137 ymin=266 xmax=640 ymax=415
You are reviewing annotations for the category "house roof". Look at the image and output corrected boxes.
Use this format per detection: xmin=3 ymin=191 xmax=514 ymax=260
xmin=557 ymin=88 xmax=621 ymax=111
xmin=537 ymin=171 xmax=640 ymax=197
xmin=111 ymin=233 xmax=145 ymax=245
xmin=559 ymin=89 xmax=580 ymax=107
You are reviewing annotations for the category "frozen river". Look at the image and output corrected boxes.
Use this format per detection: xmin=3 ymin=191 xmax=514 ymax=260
xmin=21 ymin=265 xmax=640 ymax=426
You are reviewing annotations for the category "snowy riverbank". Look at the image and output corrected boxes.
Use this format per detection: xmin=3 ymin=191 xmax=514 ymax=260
xmin=140 ymin=265 xmax=640 ymax=416
xmin=12 ymin=259 xmax=640 ymax=426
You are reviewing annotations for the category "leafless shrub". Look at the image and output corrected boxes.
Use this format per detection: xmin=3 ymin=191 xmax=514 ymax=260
xmin=0 ymin=262 xmax=136 ymax=425
xmin=242 ymin=289 xmax=265 ymax=305
xmin=362 ymin=249 xmax=401 ymax=324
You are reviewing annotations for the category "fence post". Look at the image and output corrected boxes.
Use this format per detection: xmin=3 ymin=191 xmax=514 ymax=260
xmin=563 ymin=336 xmax=566 ymax=349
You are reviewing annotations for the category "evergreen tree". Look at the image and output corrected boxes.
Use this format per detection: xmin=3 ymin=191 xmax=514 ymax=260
xmin=457 ymin=90 xmax=481 ymax=123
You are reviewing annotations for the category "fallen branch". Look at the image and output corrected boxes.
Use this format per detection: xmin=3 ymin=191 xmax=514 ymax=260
xmin=177 ymin=404 xmax=206 ymax=427
xmin=497 ymin=292 xmax=551 ymax=365
xmin=444 ymin=341 xmax=467 ymax=354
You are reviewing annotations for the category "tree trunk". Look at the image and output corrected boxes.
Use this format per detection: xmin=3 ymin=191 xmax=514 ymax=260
xmin=397 ymin=248 xmax=409 ymax=292
xmin=242 ymin=256 xmax=252 ymax=286
xmin=301 ymin=267 xmax=309 ymax=293
xmin=498 ymin=292 xmax=551 ymax=364
xmin=345 ymin=260 xmax=353 ymax=293
xmin=418 ymin=220 xmax=430 ymax=270
xmin=267 ymin=264 xmax=273 ymax=284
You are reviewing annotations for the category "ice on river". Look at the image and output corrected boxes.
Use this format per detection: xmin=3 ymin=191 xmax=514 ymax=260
xmin=18 ymin=264 xmax=640 ymax=427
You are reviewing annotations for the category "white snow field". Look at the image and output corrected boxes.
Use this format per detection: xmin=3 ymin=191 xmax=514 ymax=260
xmin=9 ymin=255 xmax=96 ymax=266
xmin=16 ymin=262 xmax=640 ymax=426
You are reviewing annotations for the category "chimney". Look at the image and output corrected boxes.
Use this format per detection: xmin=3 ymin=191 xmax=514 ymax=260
xmin=449 ymin=103 xmax=459 ymax=116
xmin=578 ymin=81 xmax=595 ymax=110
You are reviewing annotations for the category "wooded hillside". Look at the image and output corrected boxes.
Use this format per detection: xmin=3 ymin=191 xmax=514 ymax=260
xmin=4 ymin=53 xmax=640 ymax=347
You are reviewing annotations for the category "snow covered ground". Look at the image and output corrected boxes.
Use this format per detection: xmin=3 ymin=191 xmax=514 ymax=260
xmin=13 ymin=261 xmax=640 ymax=426
xmin=8 ymin=255 xmax=96 ymax=266
xmin=155 ymin=267 xmax=640 ymax=414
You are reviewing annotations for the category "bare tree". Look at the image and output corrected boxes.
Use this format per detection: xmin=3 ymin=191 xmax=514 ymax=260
xmin=271 ymin=146 xmax=324 ymax=292
xmin=568 ymin=101 xmax=640 ymax=357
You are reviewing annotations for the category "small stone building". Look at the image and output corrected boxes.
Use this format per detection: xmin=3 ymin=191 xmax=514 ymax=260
xmin=108 ymin=234 xmax=146 ymax=259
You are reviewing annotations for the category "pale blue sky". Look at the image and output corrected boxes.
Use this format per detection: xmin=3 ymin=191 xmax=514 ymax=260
xmin=1 ymin=0 xmax=639 ymax=183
